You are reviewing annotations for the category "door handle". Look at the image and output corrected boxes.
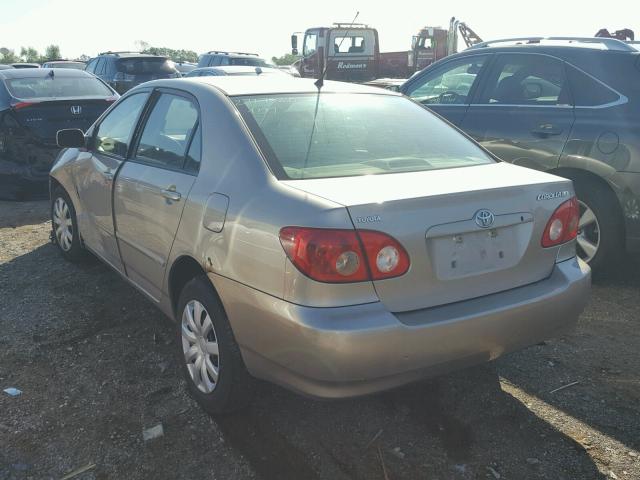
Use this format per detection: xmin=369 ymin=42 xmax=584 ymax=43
xmin=103 ymin=170 xmax=115 ymax=181
xmin=531 ymin=124 xmax=563 ymax=137
xmin=160 ymin=187 xmax=182 ymax=201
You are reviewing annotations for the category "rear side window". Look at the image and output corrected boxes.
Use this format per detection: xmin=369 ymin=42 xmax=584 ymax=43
xmin=95 ymin=93 xmax=148 ymax=157
xmin=566 ymin=66 xmax=620 ymax=106
xmin=184 ymin=123 xmax=202 ymax=173
xmin=481 ymin=54 xmax=569 ymax=106
xmin=117 ymin=58 xmax=177 ymax=74
xmin=135 ymin=93 xmax=199 ymax=169
xmin=5 ymin=76 xmax=113 ymax=99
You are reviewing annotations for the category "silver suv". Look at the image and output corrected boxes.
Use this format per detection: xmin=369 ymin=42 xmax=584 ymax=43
xmin=50 ymin=76 xmax=590 ymax=414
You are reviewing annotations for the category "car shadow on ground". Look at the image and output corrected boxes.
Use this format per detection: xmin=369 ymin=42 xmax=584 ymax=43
xmin=0 ymin=242 xmax=613 ymax=479
xmin=497 ymin=255 xmax=640 ymax=461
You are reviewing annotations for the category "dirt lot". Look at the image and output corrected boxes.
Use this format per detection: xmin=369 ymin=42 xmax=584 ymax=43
xmin=1 ymin=200 xmax=639 ymax=480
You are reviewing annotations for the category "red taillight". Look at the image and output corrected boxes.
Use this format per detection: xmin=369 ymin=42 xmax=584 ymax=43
xmin=11 ymin=101 xmax=38 ymax=110
xmin=279 ymin=227 xmax=410 ymax=283
xmin=541 ymin=197 xmax=579 ymax=248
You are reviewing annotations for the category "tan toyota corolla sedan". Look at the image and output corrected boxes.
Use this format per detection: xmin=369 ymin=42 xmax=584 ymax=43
xmin=50 ymin=76 xmax=591 ymax=414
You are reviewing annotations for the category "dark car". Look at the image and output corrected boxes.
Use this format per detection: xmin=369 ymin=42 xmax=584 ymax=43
xmin=11 ymin=63 xmax=40 ymax=69
xmin=0 ymin=68 xmax=118 ymax=199
xmin=185 ymin=66 xmax=286 ymax=77
xmin=400 ymin=37 xmax=640 ymax=270
xmin=41 ymin=60 xmax=86 ymax=70
xmin=85 ymin=52 xmax=179 ymax=94
xmin=197 ymin=51 xmax=269 ymax=68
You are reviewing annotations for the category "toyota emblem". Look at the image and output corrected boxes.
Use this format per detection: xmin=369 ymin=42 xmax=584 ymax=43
xmin=474 ymin=209 xmax=495 ymax=228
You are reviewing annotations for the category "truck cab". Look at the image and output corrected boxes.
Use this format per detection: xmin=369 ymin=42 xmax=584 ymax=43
xmin=292 ymin=25 xmax=380 ymax=82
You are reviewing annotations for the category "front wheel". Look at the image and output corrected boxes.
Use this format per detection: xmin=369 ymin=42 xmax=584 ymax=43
xmin=51 ymin=188 xmax=86 ymax=262
xmin=176 ymin=276 xmax=254 ymax=415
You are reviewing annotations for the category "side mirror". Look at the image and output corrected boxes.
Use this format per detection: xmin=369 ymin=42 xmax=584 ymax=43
xmin=57 ymin=129 xmax=86 ymax=148
xmin=291 ymin=34 xmax=298 ymax=50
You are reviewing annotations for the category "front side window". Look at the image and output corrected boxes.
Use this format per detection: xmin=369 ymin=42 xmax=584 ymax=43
xmin=135 ymin=93 xmax=198 ymax=169
xmin=233 ymin=93 xmax=493 ymax=180
xmin=481 ymin=54 xmax=568 ymax=106
xmin=95 ymin=93 xmax=148 ymax=157
xmin=407 ymin=56 xmax=487 ymax=105
xmin=303 ymin=33 xmax=317 ymax=57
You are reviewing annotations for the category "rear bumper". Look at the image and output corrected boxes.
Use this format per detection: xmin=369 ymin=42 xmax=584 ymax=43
xmin=214 ymin=257 xmax=591 ymax=399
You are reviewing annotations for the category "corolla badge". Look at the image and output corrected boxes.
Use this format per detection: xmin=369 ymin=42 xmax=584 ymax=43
xmin=70 ymin=105 xmax=82 ymax=115
xmin=474 ymin=209 xmax=495 ymax=228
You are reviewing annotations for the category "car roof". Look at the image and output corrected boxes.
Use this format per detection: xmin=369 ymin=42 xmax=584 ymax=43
xmin=0 ymin=68 xmax=96 ymax=80
xmin=98 ymin=52 xmax=166 ymax=59
xmin=173 ymin=76 xmax=401 ymax=96
xmin=43 ymin=60 xmax=85 ymax=64
xmin=202 ymin=51 xmax=260 ymax=58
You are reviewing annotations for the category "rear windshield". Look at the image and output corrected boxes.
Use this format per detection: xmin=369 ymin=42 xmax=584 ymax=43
xmin=230 ymin=57 xmax=267 ymax=67
xmin=117 ymin=58 xmax=177 ymax=74
xmin=233 ymin=93 xmax=493 ymax=179
xmin=5 ymin=76 xmax=113 ymax=99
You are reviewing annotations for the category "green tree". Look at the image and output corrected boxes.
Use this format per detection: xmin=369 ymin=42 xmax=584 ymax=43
xmin=142 ymin=46 xmax=198 ymax=63
xmin=0 ymin=47 xmax=19 ymax=64
xmin=20 ymin=46 xmax=40 ymax=63
xmin=44 ymin=44 xmax=61 ymax=61
xmin=271 ymin=53 xmax=298 ymax=66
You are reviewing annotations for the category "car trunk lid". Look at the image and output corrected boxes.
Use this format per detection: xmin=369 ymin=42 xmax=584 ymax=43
xmin=282 ymin=162 xmax=574 ymax=312
xmin=12 ymin=98 xmax=114 ymax=143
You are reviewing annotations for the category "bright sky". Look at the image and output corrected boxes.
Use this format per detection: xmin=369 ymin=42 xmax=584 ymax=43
xmin=0 ymin=0 xmax=635 ymax=61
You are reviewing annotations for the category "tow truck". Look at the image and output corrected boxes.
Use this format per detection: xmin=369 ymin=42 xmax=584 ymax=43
xmin=290 ymin=17 xmax=482 ymax=83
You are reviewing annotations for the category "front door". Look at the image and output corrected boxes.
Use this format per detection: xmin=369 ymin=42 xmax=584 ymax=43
xmin=114 ymin=91 xmax=200 ymax=301
xmin=299 ymin=29 xmax=321 ymax=78
xmin=74 ymin=92 xmax=149 ymax=272
xmin=402 ymin=54 xmax=490 ymax=127
xmin=461 ymin=53 xmax=575 ymax=171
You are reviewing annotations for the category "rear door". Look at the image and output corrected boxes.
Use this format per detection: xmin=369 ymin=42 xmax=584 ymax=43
xmin=402 ymin=54 xmax=491 ymax=127
xmin=113 ymin=90 xmax=200 ymax=301
xmin=74 ymin=91 xmax=150 ymax=272
xmin=460 ymin=53 xmax=575 ymax=171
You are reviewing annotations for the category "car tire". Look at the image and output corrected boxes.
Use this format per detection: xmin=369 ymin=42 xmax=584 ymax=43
xmin=176 ymin=276 xmax=254 ymax=415
xmin=51 ymin=187 xmax=86 ymax=263
xmin=572 ymin=178 xmax=624 ymax=272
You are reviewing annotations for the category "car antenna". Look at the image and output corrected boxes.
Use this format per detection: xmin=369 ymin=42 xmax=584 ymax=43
xmin=314 ymin=10 xmax=359 ymax=88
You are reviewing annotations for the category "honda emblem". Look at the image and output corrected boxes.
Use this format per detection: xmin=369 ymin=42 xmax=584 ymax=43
xmin=70 ymin=105 xmax=82 ymax=115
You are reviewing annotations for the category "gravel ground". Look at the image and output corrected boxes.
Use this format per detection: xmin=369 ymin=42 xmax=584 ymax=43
xmin=1 ymin=200 xmax=638 ymax=480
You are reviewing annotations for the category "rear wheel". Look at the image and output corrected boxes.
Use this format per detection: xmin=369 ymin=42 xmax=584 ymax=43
xmin=572 ymin=178 xmax=624 ymax=271
xmin=176 ymin=276 xmax=254 ymax=415
xmin=51 ymin=188 xmax=86 ymax=262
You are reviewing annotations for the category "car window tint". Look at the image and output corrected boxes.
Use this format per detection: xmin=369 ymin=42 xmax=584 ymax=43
xmin=483 ymin=54 xmax=569 ymax=106
xmin=566 ymin=66 xmax=620 ymax=106
xmin=135 ymin=93 xmax=198 ymax=169
xmin=85 ymin=59 xmax=97 ymax=73
xmin=95 ymin=93 xmax=148 ymax=157
xmin=184 ymin=123 xmax=202 ymax=173
xmin=407 ymin=56 xmax=487 ymax=105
